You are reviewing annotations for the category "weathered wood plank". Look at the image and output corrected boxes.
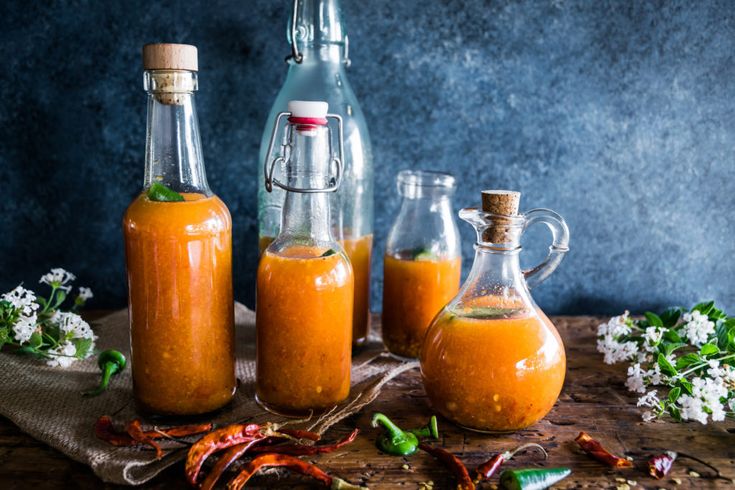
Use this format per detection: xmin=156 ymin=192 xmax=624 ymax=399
xmin=0 ymin=316 xmax=733 ymax=489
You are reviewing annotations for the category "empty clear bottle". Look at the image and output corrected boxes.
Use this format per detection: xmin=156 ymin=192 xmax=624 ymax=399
xmin=258 ymin=0 xmax=373 ymax=345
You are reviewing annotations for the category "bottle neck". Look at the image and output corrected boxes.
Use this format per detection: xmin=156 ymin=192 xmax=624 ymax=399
xmin=280 ymin=125 xmax=334 ymax=243
xmin=289 ymin=0 xmax=349 ymax=66
xmin=143 ymin=70 xmax=210 ymax=195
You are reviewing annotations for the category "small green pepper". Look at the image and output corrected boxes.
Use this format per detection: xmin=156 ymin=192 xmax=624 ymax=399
xmin=371 ymin=412 xmax=419 ymax=456
xmin=499 ymin=467 xmax=571 ymax=490
xmin=408 ymin=415 xmax=439 ymax=440
xmin=147 ymin=182 xmax=184 ymax=202
xmin=82 ymin=349 xmax=127 ymax=397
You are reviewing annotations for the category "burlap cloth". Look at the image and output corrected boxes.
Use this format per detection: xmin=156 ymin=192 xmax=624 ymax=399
xmin=0 ymin=303 xmax=417 ymax=485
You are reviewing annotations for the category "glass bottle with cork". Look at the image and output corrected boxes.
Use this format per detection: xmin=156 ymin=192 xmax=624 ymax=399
xmin=258 ymin=0 xmax=373 ymax=345
xmin=123 ymin=44 xmax=235 ymax=416
xmin=420 ymin=190 xmax=570 ymax=432
xmin=382 ymin=170 xmax=462 ymax=358
xmin=256 ymin=100 xmax=354 ymax=415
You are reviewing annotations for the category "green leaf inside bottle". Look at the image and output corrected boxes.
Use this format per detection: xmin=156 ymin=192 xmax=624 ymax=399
xmin=147 ymin=182 xmax=185 ymax=202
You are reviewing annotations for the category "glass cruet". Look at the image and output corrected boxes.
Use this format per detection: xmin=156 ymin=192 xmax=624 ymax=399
xmin=420 ymin=190 xmax=570 ymax=432
xmin=256 ymin=100 xmax=354 ymax=415
xmin=382 ymin=170 xmax=462 ymax=358
xmin=258 ymin=0 xmax=374 ymax=346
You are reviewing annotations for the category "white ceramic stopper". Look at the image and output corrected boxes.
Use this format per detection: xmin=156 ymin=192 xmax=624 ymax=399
xmin=288 ymin=100 xmax=329 ymax=119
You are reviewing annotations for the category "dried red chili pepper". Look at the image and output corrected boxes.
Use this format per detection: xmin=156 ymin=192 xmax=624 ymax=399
xmin=277 ymin=428 xmax=321 ymax=441
xmin=185 ymin=423 xmax=263 ymax=485
xmin=126 ymin=419 xmax=164 ymax=460
xmin=475 ymin=442 xmax=547 ymax=481
xmin=227 ymin=453 xmax=362 ymax=490
xmin=649 ymin=451 xmax=677 ymax=479
xmin=94 ymin=416 xmax=135 ymax=446
xmin=574 ymin=432 xmax=633 ymax=469
xmin=419 ymin=442 xmax=475 ymax=490
xmin=250 ymin=428 xmax=359 ymax=456
xmin=199 ymin=439 xmax=265 ymax=490
xmin=147 ymin=422 xmax=213 ymax=439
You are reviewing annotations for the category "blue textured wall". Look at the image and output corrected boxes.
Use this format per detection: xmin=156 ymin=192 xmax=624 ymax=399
xmin=1 ymin=1 xmax=733 ymax=315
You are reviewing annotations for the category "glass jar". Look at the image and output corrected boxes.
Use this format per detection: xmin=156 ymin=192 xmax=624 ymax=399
xmin=123 ymin=44 xmax=235 ymax=416
xmin=382 ymin=171 xmax=461 ymax=358
xmin=420 ymin=190 xmax=570 ymax=432
xmin=256 ymin=101 xmax=353 ymax=415
xmin=258 ymin=0 xmax=373 ymax=345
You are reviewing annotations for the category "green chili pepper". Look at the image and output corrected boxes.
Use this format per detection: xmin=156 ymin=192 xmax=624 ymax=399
xmin=371 ymin=413 xmax=419 ymax=456
xmin=408 ymin=415 xmax=439 ymax=440
xmin=147 ymin=182 xmax=184 ymax=202
xmin=499 ymin=467 xmax=571 ymax=490
xmin=82 ymin=350 xmax=127 ymax=397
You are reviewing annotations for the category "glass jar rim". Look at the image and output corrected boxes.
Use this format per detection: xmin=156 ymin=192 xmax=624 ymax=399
xmin=397 ymin=170 xmax=455 ymax=189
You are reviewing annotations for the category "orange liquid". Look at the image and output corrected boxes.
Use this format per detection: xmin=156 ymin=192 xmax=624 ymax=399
xmin=259 ymin=234 xmax=372 ymax=345
xmin=382 ymin=255 xmax=461 ymax=358
xmin=420 ymin=307 xmax=565 ymax=432
xmin=256 ymin=246 xmax=353 ymax=413
xmin=123 ymin=193 xmax=235 ymax=416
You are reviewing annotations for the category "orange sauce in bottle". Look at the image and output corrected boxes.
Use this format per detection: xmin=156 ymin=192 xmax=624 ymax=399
xmin=259 ymin=234 xmax=372 ymax=345
xmin=256 ymin=245 xmax=353 ymax=414
xmin=382 ymin=254 xmax=461 ymax=357
xmin=123 ymin=193 xmax=235 ymax=416
xmin=420 ymin=303 xmax=565 ymax=432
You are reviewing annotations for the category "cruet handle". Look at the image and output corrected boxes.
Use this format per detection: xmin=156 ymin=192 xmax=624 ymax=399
xmin=521 ymin=208 xmax=570 ymax=289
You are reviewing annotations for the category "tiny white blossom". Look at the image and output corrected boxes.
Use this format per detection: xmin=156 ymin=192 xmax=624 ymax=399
xmin=46 ymin=341 xmax=77 ymax=368
xmin=681 ymin=311 xmax=715 ymax=346
xmin=77 ymin=287 xmax=93 ymax=301
xmin=637 ymin=390 xmax=660 ymax=408
xmin=643 ymin=326 xmax=664 ymax=352
xmin=51 ymin=311 xmax=95 ymax=341
xmin=597 ymin=311 xmax=632 ymax=338
xmin=39 ymin=268 xmax=76 ymax=291
xmin=12 ymin=313 xmax=38 ymax=344
xmin=2 ymin=286 xmax=39 ymax=316
xmin=677 ymin=376 xmax=728 ymax=424
xmin=626 ymin=363 xmax=647 ymax=393
xmin=597 ymin=336 xmax=638 ymax=364
xmin=642 ymin=411 xmax=657 ymax=422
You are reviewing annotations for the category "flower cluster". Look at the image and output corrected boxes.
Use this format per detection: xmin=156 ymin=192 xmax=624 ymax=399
xmin=0 ymin=269 xmax=95 ymax=368
xmin=598 ymin=301 xmax=735 ymax=425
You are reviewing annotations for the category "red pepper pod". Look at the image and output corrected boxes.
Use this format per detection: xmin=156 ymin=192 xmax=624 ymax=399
xmin=126 ymin=419 xmax=164 ymax=460
xmin=185 ymin=423 xmax=263 ymax=485
xmin=94 ymin=416 xmax=136 ymax=447
xmin=419 ymin=442 xmax=475 ymax=490
xmin=475 ymin=443 xmax=547 ymax=481
xmin=226 ymin=453 xmax=334 ymax=490
xmin=574 ymin=432 xmax=633 ymax=469
xmin=648 ymin=451 xmax=677 ymax=479
xmin=250 ymin=428 xmax=359 ymax=456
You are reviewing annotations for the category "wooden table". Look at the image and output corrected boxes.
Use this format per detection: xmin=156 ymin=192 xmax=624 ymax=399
xmin=1 ymin=316 xmax=733 ymax=489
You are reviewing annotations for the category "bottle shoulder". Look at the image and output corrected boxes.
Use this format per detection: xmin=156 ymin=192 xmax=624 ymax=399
xmin=123 ymin=193 xmax=232 ymax=233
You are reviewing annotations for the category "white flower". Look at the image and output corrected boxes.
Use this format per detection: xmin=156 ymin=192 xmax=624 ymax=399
xmin=681 ymin=310 xmax=715 ymax=346
xmin=77 ymin=287 xmax=93 ymax=301
xmin=12 ymin=313 xmax=38 ymax=344
xmin=597 ymin=311 xmax=632 ymax=338
xmin=39 ymin=268 xmax=76 ymax=291
xmin=637 ymin=390 xmax=660 ymax=408
xmin=597 ymin=336 xmax=638 ymax=365
xmin=2 ymin=285 xmax=39 ymax=316
xmin=643 ymin=326 xmax=664 ymax=352
xmin=51 ymin=311 xmax=95 ymax=341
xmin=626 ymin=363 xmax=647 ymax=393
xmin=46 ymin=341 xmax=77 ymax=368
xmin=642 ymin=411 xmax=657 ymax=422
xmin=677 ymin=376 xmax=728 ymax=424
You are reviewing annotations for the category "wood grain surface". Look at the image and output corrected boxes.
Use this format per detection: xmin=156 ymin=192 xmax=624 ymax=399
xmin=0 ymin=316 xmax=733 ymax=489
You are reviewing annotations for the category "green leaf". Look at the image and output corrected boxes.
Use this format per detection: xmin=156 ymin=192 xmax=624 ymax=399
xmin=692 ymin=301 xmax=715 ymax=316
xmin=708 ymin=307 xmax=727 ymax=321
xmin=659 ymin=307 xmax=682 ymax=328
xmin=147 ymin=182 xmax=185 ymax=202
xmin=72 ymin=338 xmax=94 ymax=359
xmin=29 ymin=332 xmax=43 ymax=349
xmin=644 ymin=312 xmax=663 ymax=327
xmin=53 ymin=290 xmax=67 ymax=307
xmin=320 ymin=249 xmax=337 ymax=257
xmin=700 ymin=343 xmax=720 ymax=357
xmin=675 ymin=353 xmax=702 ymax=370
xmin=658 ymin=353 xmax=678 ymax=376
xmin=679 ymin=379 xmax=693 ymax=395
xmin=668 ymin=387 xmax=681 ymax=403
xmin=668 ymin=405 xmax=682 ymax=422
xmin=660 ymin=341 xmax=686 ymax=357
xmin=663 ymin=329 xmax=683 ymax=343
xmin=0 ymin=327 xmax=9 ymax=349
xmin=36 ymin=296 xmax=48 ymax=309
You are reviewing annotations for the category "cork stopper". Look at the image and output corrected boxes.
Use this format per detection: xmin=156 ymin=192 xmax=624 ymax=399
xmin=481 ymin=190 xmax=521 ymax=243
xmin=143 ymin=44 xmax=198 ymax=71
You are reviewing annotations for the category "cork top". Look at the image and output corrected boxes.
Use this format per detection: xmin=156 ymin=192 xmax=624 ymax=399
xmin=481 ymin=190 xmax=521 ymax=244
xmin=143 ymin=44 xmax=198 ymax=71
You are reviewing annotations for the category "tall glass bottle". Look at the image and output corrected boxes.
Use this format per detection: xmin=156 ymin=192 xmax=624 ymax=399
xmin=123 ymin=44 xmax=235 ymax=416
xmin=257 ymin=100 xmax=354 ymax=415
xmin=258 ymin=0 xmax=373 ymax=345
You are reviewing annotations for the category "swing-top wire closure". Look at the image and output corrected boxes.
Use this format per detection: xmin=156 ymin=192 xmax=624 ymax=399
xmin=286 ymin=0 xmax=351 ymax=66
xmin=264 ymin=111 xmax=344 ymax=194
